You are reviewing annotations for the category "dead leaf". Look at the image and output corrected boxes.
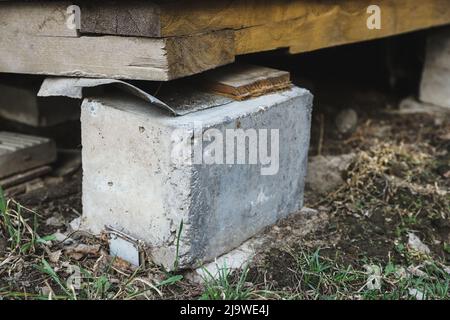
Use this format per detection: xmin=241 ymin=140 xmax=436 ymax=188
xmin=45 ymin=215 xmax=66 ymax=228
xmin=407 ymin=265 xmax=428 ymax=278
xmin=438 ymin=132 xmax=450 ymax=141
xmin=64 ymin=244 xmax=101 ymax=260
xmin=394 ymin=267 xmax=408 ymax=280
xmin=53 ymin=231 xmax=75 ymax=246
xmin=108 ymin=255 xmax=133 ymax=271
xmin=44 ymin=246 xmax=62 ymax=263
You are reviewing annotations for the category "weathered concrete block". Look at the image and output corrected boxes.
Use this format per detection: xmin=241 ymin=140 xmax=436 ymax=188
xmin=420 ymin=28 xmax=450 ymax=108
xmin=80 ymin=87 xmax=313 ymax=269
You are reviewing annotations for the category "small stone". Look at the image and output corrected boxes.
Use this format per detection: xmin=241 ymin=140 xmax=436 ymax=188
xmin=335 ymin=108 xmax=358 ymax=134
xmin=45 ymin=215 xmax=66 ymax=228
xmin=52 ymin=231 xmax=75 ymax=246
xmin=408 ymin=288 xmax=425 ymax=300
xmin=407 ymin=233 xmax=431 ymax=255
xmin=443 ymin=266 xmax=450 ymax=275
xmin=69 ymin=217 xmax=82 ymax=231
xmin=306 ymin=153 xmax=355 ymax=194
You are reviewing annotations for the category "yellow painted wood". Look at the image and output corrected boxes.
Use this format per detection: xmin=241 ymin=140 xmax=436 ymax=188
xmin=80 ymin=0 xmax=450 ymax=55
xmin=235 ymin=0 xmax=450 ymax=54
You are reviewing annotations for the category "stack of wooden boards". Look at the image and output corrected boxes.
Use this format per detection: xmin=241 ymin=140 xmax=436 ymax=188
xmin=0 ymin=132 xmax=56 ymax=196
xmin=1 ymin=0 xmax=449 ymax=81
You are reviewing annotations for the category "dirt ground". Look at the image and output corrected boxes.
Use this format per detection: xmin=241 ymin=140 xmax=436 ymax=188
xmin=249 ymin=99 xmax=450 ymax=299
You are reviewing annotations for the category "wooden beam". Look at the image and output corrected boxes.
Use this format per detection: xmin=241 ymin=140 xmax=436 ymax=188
xmin=236 ymin=0 xmax=450 ymax=54
xmin=79 ymin=0 xmax=162 ymax=37
xmin=78 ymin=0 xmax=319 ymax=38
xmin=0 ymin=0 xmax=449 ymax=81
xmin=0 ymin=1 xmax=78 ymax=37
xmin=0 ymin=28 xmax=235 ymax=81
xmin=0 ymin=1 xmax=235 ymax=80
xmin=77 ymin=0 xmax=450 ymax=55
xmin=7 ymin=1 xmax=450 ymax=51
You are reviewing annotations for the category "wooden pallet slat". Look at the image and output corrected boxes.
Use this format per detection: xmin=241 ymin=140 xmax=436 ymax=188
xmin=0 ymin=132 xmax=57 ymax=179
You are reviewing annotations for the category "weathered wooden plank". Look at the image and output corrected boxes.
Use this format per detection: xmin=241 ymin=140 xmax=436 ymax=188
xmin=6 ymin=1 xmax=450 ymax=53
xmin=0 ymin=132 xmax=56 ymax=179
xmin=78 ymin=0 xmax=317 ymax=38
xmin=202 ymin=64 xmax=291 ymax=100
xmin=0 ymin=1 xmax=77 ymax=37
xmin=79 ymin=0 xmax=162 ymax=37
xmin=1 ymin=0 xmax=449 ymax=80
xmin=236 ymin=0 xmax=450 ymax=54
xmin=0 ymin=29 xmax=235 ymax=81
xmin=0 ymin=166 xmax=51 ymax=189
xmin=79 ymin=0 xmax=450 ymax=55
xmin=165 ymin=30 xmax=235 ymax=80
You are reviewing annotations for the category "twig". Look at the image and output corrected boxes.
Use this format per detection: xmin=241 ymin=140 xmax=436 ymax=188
xmin=318 ymin=113 xmax=325 ymax=156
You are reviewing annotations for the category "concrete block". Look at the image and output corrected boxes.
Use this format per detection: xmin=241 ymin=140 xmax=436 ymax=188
xmin=0 ymin=80 xmax=80 ymax=127
xmin=420 ymin=28 xmax=450 ymax=108
xmin=80 ymin=87 xmax=313 ymax=269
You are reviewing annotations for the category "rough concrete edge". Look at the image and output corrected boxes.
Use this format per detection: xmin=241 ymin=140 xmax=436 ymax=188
xmin=184 ymin=207 xmax=319 ymax=284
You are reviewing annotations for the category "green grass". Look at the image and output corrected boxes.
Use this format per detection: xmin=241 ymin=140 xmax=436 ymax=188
xmin=0 ymin=187 xmax=55 ymax=255
xmin=30 ymin=255 xmax=188 ymax=300
xmin=200 ymin=263 xmax=253 ymax=300
xmin=35 ymin=258 xmax=76 ymax=299
xmin=0 ymin=188 xmax=186 ymax=300
xmin=261 ymin=248 xmax=450 ymax=300
xmin=0 ymin=186 xmax=6 ymax=215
